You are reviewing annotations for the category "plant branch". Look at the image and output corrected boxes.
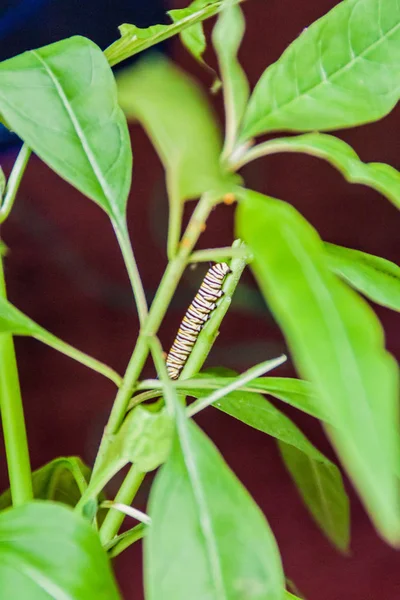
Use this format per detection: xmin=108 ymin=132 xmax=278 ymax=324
xmin=189 ymin=245 xmax=248 ymax=263
xmin=0 ymin=143 xmax=31 ymax=224
xmin=0 ymin=257 xmax=33 ymax=505
xmin=113 ymin=219 xmax=148 ymax=327
xmin=35 ymin=333 xmax=122 ymax=387
xmin=99 ymin=465 xmax=145 ymax=545
xmin=229 ymin=138 xmax=303 ymax=171
xmin=166 ymin=176 xmax=183 ymax=260
xmin=105 ymin=523 xmax=147 ymax=558
xmin=88 ymin=193 xmax=215 ymax=486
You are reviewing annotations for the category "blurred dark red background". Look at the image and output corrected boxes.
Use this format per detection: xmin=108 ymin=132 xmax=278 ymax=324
xmin=0 ymin=1 xmax=399 ymax=598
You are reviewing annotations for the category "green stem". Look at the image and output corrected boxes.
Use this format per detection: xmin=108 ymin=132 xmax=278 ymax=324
xmin=89 ymin=194 xmax=215 ymax=483
xmin=229 ymin=138 xmax=304 ymax=171
xmin=189 ymin=246 xmax=248 ymax=263
xmin=166 ymin=175 xmax=183 ymax=260
xmin=0 ymin=144 xmax=32 ymax=224
xmin=105 ymin=523 xmax=147 ymax=558
xmin=128 ymin=389 xmax=162 ymax=409
xmin=35 ymin=333 xmax=122 ymax=387
xmin=0 ymin=257 xmax=33 ymax=505
xmin=113 ymin=220 xmax=148 ymax=327
xmin=99 ymin=465 xmax=145 ymax=545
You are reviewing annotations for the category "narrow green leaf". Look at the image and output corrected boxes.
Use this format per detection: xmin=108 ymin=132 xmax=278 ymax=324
xmin=179 ymin=374 xmax=327 ymax=422
xmin=0 ymin=457 xmax=91 ymax=510
xmin=0 ymin=295 xmax=122 ymax=385
xmin=237 ymin=189 xmax=400 ymax=545
xmin=145 ymin=419 xmax=285 ymax=600
xmin=279 ymin=442 xmax=349 ymax=551
xmin=240 ymin=0 xmax=400 ymax=140
xmin=117 ymin=56 xmax=238 ymax=203
xmin=243 ymin=133 xmax=400 ymax=209
xmin=0 ymin=37 xmax=132 ymax=223
xmin=170 ymin=3 xmax=221 ymax=84
xmin=212 ymin=1 xmax=249 ymax=156
xmin=105 ymin=1 xmax=224 ymax=67
xmin=326 ymin=242 xmax=400 ymax=312
xmin=0 ymin=296 xmax=42 ymax=336
xmin=188 ymin=368 xmax=349 ymax=550
xmin=0 ymin=502 xmax=120 ymax=599
xmin=0 ymin=166 xmax=5 ymax=198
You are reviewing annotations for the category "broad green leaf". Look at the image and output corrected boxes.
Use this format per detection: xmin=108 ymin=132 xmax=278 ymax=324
xmin=189 ymin=368 xmax=349 ymax=550
xmin=92 ymin=405 xmax=173 ymax=500
xmin=115 ymin=405 xmax=173 ymax=472
xmin=0 ymin=457 xmax=91 ymax=510
xmin=145 ymin=417 xmax=285 ymax=600
xmin=212 ymin=1 xmax=249 ymax=155
xmin=179 ymin=374 xmax=327 ymax=421
xmin=0 ymin=502 xmax=120 ymax=599
xmin=246 ymin=133 xmax=400 ymax=209
xmin=105 ymin=1 xmax=224 ymax=67
xmin=237 ymin=189 xmax=400 ymax=545
xmin=279 ymin=442 xmax=349 ymax=551
xmin=326 ymin=243 xmax=400 ymax=312
xmin=0 ymin=37 xmax=131 ymax=223
xmin=117 ymin=56 xmax=238 ymax=203
xmin=240 ymin=0 xmax=400 ymax=140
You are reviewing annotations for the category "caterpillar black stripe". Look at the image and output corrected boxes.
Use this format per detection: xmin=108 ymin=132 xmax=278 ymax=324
xmin=166 ymin=262 xmax=231 ymax=380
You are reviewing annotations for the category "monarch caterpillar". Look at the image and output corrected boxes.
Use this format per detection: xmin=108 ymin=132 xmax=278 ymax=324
xmin=166 ymin=262 xmax=231 ymax=380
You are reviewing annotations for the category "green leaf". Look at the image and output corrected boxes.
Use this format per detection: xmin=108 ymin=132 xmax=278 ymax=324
xmin=105 ymin=1 xmax=225 ymax=67
xmin=115 ymin=405 xmax=173 ymax=472
xmin=0 ymin=37 xmax=132 ymax=223
xmin=92 ymin=405 xmax=173 ymax=500
xmin=145 ymin=418 xmax=285 ymax=600
xmin=240 ymin=0 xmax=400 ymax=140
xmin=279 ymin=442 xmax=349 ymax=551
xmin=170 ymin=3 xmax=221 ymax=85
xmin=237 ymin=189 xmax=400 ymax=545
xmin=0 ymin=457 xmax=91 ymax=510
xmin=212 ymin=1 xmax=249 ymax=156
xmin=0 ymin=501 xmax=121 ymax=599
xmin=189 ymin=368 xmax=349 ymax=550
xmin=0 ymin=166 xmax=5 ymax=198
xmin=179 ymin=374 xmax=327 ymax=422
xmin=245 ymin=133 xmax=400 ymax=209
xmin=117 ymin=56 xmax=238 ymax=203
xmin=325 ymin=243 xmax=400 ymax=312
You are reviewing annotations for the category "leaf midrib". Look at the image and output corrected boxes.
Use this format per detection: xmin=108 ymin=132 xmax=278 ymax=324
xmin=247 ymin=10 xmax=400 ymax=131
xmin=31 ymin=49 xmax=116 ymax=219
xmin=177 ymin=418 xmax=227 ymax=600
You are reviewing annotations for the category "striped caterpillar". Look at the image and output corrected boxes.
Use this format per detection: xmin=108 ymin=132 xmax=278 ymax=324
xmin=166 ymin=262 xmax=231 ymax=380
